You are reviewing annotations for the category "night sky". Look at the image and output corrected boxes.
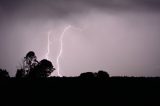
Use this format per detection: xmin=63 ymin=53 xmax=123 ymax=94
xmin=0 ymin=0 xmax=160 ymax=77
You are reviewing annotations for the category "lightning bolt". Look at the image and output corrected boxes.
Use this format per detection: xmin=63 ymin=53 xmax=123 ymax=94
xmin=46 ymin=25 xmax=81 ymax=77
xmin=56 ymin=25 xmax=71 ymax=77
xmin=45 ymin=31 xmax=52 ymax=60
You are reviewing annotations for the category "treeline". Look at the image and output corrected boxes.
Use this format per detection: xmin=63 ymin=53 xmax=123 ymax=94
xmin=0 ymin=51 xmax=110 ymax=79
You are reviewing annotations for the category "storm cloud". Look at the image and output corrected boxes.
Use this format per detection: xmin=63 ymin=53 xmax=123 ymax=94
xmin=0 ymin=0 xmax=160 ymax=76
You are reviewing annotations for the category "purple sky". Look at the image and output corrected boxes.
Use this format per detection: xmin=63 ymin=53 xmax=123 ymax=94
xmin=0 ymin=0 xmax=160 ymax=77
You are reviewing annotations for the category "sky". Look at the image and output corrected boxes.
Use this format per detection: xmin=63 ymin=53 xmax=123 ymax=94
xmin=0 ymin=0 xmax=160 ymax=77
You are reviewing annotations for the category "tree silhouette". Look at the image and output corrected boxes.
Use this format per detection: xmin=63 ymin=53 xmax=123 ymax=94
xmin=27 ymin=59 xmax=55 ymax=78
xmin=15 ymin=69 xmax=25 ymax=78
xmin=23 ymin=51 xmax=39 ymax=75
xmin=0 ymin=69 xmax=10 ymax=79
xmin=97 ymin=70 xmax=109 ymax=79
xmin=80 ymin=72 xmax=96 ymax=78
xmin=80 ymin=70 xmax=110 ymax=79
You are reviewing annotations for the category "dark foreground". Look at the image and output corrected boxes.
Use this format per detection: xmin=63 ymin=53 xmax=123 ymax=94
xmin=0 ymin=77 xmax=160 ymax=105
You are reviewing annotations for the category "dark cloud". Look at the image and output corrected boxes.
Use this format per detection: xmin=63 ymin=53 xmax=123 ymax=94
xmin=0 ymin=0 xmax=160 ymax=20
xmin=0 ymin=0 xmax=160 ymax=76
xmin=87 ymin=0 xmax=160 ymax=10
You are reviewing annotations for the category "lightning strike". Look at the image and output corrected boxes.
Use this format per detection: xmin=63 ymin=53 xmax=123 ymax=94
xmin=56 ymin=25 xmax=71 ymax=77
xmin=45 ymin=31 xmax=52 ymax=60
xmin=45 ymin=25 xmax=81 ymax=77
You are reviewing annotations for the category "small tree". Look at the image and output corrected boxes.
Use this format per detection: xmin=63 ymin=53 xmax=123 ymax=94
xmin=80 ymin=72 xmax=96 ymax=78
xmin=0 ymin=69 xmax=10 ymax=79
xmin=97 ymin=70 xmax=109 ymax=79
xmin=22 ymin=51 xmax=39 ymax=75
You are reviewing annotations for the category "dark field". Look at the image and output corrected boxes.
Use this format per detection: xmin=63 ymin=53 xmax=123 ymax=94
xmin=0 ymin=76 xmax=160 ymax=105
